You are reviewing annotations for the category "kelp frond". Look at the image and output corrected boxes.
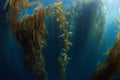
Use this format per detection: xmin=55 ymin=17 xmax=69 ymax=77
xmin=52 ymin=0 xmax=73 ymax=80
xmin=45 ymin=5 xmax=51 ymax=16
xmin=116 ymin=32 xmax=120 ymax=41
xmin=91 ymin=32 xmax=120 ymax=80
xmin=4 ymin=0 xmax=49 ymax=80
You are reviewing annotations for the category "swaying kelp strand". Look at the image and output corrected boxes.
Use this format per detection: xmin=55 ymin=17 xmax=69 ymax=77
xmin=91 ymin=32 xmax=120 ymax=80
xmin=52 ymin=0 xmax=73 ymax=80
xmin=4 ymin=0 xmax=50 ymax=80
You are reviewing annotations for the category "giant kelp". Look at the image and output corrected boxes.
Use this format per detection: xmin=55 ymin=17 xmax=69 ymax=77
xmin=70 ymin=0 xmax=105 ymax=57
xmin=4 ymin=0 xmax=49 ymax=80
xmin=52 ymin=1 xmax=72 ymax=80
xmin=71 ymin=0 xmax=105 ymax=52
xmin=69 ymin=0 xmax=105 ymax=79
xmin=91 ymin=32 xmax=120 ymax=80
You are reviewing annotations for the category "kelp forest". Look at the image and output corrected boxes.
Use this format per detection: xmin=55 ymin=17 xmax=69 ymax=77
xmin=1 ymin=0 xmax=120 ymax=80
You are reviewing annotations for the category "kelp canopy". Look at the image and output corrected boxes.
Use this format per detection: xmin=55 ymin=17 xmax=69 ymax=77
xmin=4 ymin=0 xmax=50 ymax=80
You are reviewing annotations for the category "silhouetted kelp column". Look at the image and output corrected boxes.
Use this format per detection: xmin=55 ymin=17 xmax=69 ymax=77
xmin=71 ymin=0 xmax=105 ymax=57
xmin=52 ymin=1 xmax=73 ymax=80
xmin=69 ymin=1 xmax=105 ymax=79
xmin=4 ymin=0 xmax=50 ymax=80
xmin=91 ymin=32 xmax=120 ymax=80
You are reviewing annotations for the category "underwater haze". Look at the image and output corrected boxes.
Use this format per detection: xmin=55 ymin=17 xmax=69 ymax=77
xmin=0 ymin=0 xmax=120 ymax=80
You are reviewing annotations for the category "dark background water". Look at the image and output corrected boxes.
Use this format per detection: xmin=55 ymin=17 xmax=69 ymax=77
xmin=0 ymin=0 xmax=120 ymax=80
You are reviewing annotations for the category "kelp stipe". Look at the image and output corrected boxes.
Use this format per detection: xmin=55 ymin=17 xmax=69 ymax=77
xmin=91 ymin=31 xmax=120 ymax=80
xmin=4 ymin=0 xmax=49 ymax=80
xmin=52 ymin=1 xmax=73 ymax=80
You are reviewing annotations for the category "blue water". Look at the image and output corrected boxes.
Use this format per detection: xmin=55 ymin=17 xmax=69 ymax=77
xmin=0 ymin=0 xmax=120 ymax=80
